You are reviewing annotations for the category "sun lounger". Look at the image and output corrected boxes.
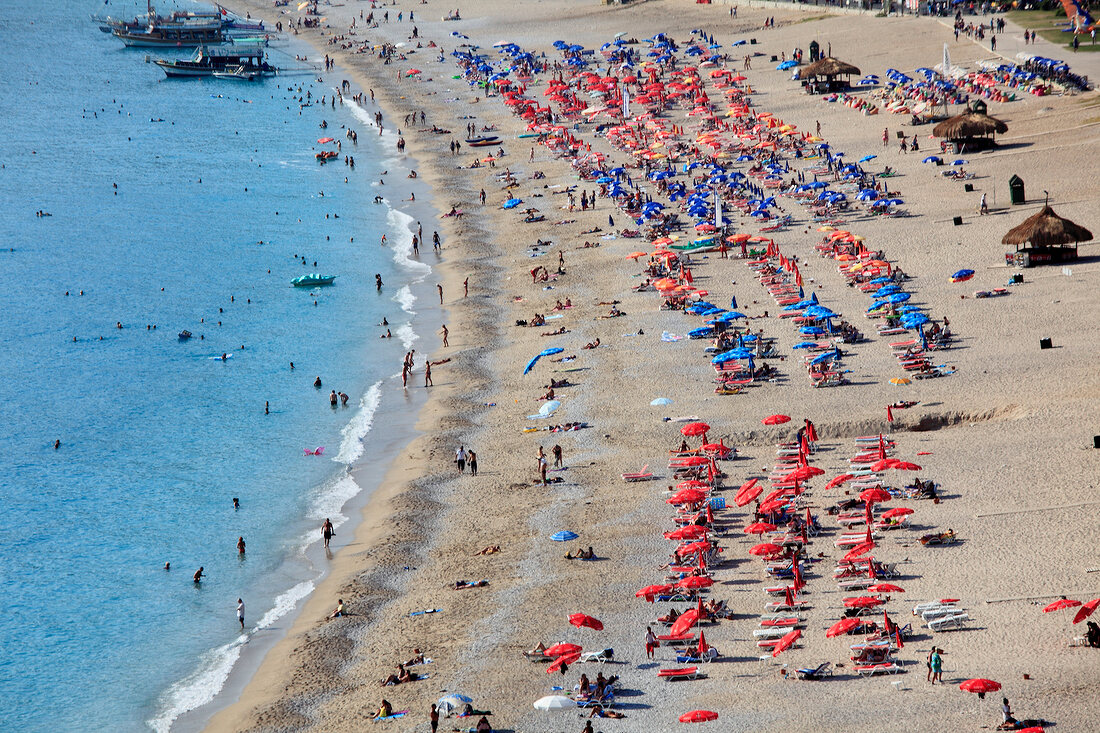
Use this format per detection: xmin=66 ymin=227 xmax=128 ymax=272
xmin=577 ymin=689 xmax=615 ymax=708
xmin=921 ymin=607 xmax=962 ymax=623
xmin=854 ymin=662 xmax=903 ymax=676
xmin=658 ymin=667 xmax=706 ymax=681
xmin=579 ymin=648 xmax=614 ymax=663
xmin=928 ymin=612 xmax=970 ymax=631
xmin=753 ymin=627 xmax=790 ymax=639
xmin=796 ymin=662 xmax=833 ymax=680
xmin=621 ymin=464 xmax=653 ymax=482
xmin=913 ymin=601 xmax=957 ymax=616
xmin=523 ymin=651 xmax=552 ymax=662
xmin=677 ymin=647 xmax=720 ymax=663
xmin=657 ymin=632 xmax=695 ymax=646
xmin=765 ymin=600 xmax=809 ymax=612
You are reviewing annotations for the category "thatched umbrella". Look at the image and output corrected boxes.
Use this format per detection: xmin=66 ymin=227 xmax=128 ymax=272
xmin=932 ymin=111 xmax=1008 ymax=141
xmin=797 ymin=57 xmax=861 ymax=80
xmin=1001 ymin=205 xmax=1093 ymax=250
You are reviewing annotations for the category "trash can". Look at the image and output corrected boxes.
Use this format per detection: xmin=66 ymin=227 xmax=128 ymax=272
xmin=1009 ymin=175 xmax=1025 ymax=205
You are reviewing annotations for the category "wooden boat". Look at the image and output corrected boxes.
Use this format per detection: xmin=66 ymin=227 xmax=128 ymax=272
xmin=466 ymin=135 xmax=500 ymax=147
xmin=154 ymin=45 xmax=274 ymax=78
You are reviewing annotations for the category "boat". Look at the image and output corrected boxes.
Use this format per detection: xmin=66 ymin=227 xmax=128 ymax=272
xmin=291 ymin=274 xmax=336 ymax=287
xmin=466 ymin=135 xmax=500 ymax=147
xmin=212 ymin=66 xmax=260 ymax=81
xmin=178 ymin=330 xmax=193 ymax=340
xmin=114 ymin=18 xmax=225 ymax=47
xmin=97 ymin=1 xmax=265 ymax=35
xmin=154 ymin=45 xmax=275 ymax=78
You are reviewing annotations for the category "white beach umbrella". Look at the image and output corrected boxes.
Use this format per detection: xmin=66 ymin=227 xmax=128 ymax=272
xmin=533 ymin=695 xmax=576 ymax=711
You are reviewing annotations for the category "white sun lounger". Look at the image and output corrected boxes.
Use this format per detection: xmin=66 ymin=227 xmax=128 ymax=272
xmin=928 ymin=612 xmax=970 ymax=632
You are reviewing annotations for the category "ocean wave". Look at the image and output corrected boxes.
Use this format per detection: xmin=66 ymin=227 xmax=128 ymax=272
xmin=146 ymin=581 xmax=312 ymax=733
xmin=393 ymin=284 xmax=417 ymax=315
xmin=305 ymin=473 xmax=361 ymax=535
xmin=334 ymin=381 xmax=383 ymax=465
xmin=394 ymin=322 xmax=418 ymax=350
xmin=386 ymin=207 xmax=432 ymax=275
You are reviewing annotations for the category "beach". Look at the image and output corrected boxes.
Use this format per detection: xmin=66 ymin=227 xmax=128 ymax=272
xmin=196 ymin=1 xmax=1100 ymax=731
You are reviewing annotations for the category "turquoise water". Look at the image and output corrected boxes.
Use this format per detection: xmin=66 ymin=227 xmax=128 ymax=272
xmin=0 ymin=3 xmax=429 ymax=730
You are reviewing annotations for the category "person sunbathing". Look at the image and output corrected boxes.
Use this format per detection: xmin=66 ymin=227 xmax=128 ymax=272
xmin=475 ymin=716 xmax=491 ymax=732
xmin=328 ymin=599 xmax=345 ymax=619
xmin=374 ymin=699 xmax=393 ymax=719
xmin=540 ymin=327 xmax=567 ymax=336
xmin=527 ymin=641 xmax=548 ymax=655
xmin=404 ymin=649 xmax=425 ymax=666
xmin=460 ymin=703 xmax=492 ymax=717
xmin=583 ymin=338 xmax=600 ymax=349
xmin=453 ymin=579 xmax=489 ymax=589
xmin=474 ymin=545 xmax=500 ymax=555
xmin=589 ymin=705 xmax=626 ymax=719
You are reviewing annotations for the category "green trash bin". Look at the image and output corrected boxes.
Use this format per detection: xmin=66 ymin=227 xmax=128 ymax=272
xmin=1009 ymin=175 xmax=1025 ymax=205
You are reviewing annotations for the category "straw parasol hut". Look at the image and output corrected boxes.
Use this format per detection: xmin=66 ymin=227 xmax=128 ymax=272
xmin=1001 ymin=205 xmax=1093 ymax=265
xmin=797 ymin=57 xmax=861 ymax=80
xmin=797 ymin=57 xmax=861 ymax=92
xmin=932 ymin=109 xmax=1008 ymax=149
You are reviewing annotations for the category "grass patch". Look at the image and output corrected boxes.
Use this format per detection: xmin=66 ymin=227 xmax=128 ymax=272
xmin=1005 ymin=8 xmax=1100 ymax=52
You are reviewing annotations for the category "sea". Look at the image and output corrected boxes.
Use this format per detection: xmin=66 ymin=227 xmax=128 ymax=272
xmin=0 ymin=2 xmax=434 ymax=730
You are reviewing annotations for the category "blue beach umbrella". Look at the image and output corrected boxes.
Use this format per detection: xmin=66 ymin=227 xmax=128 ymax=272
xmin=650 ymin=397 xmax=673 ymax=406
xmin=551 ymin=531 xmax=579 ymax=542
xmin=888 ymin=292 xmax=911 ymax=304
xmin=922 ymin=156 xmax=942 ymax=164
xmin=503 ymin=198 xmax=522 ymax=209
xmin=523 ymin=346 xmax=564 ymax=375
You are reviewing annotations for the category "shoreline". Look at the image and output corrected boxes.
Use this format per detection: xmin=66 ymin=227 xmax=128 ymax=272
xmin=157 ymin=22 xmax=455 ymax=730
xmin=196 ymin=1 xmax=1099 ymax=731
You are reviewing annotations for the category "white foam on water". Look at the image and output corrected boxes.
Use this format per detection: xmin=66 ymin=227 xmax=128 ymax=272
xmin=147 ymin=581 xmax=313 ymax=733
xmin=395 ymin=322 xmax=418 ymax=350
xmin=393 ymin=284 xmax=417 ymax=314
xmin=334 ymin=380 xmax=383 ymax=465
xmin=305 ymin=473 xmax=362 ymax=535
xmin=386 ymin=207 xmax=432 ymax=276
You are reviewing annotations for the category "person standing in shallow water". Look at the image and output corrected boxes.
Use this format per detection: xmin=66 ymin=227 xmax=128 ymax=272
xmin=321 ymin=518 xmax=334 ymax=548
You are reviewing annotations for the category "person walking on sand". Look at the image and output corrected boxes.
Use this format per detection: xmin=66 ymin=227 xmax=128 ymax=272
xmin=468 ymin=449 xmax=478 ymax=475
xmin=441 ymin=324 xmax=449 ymax=347
xmin=437 ymin=283 xmax=443 ymax=305
xmin=321 ymin=518 xmax=335 ymax=548
xmin=455 ymin=445 xmax=467 ymax=472
xmin=882 ymin=128 xmax=888 ymax=147
xmin=237 ymin=598 xmax=245 ymax=630
xmin=463 ymin=277 xmax=468 ymax=297
xmin=552 ymin=444 xmax=563 ymax=468
xmin=424 ymin=359 xmax=433 ymax=387
xmin=645 ymin=626 xmax=658 ymax=659
xmin=980 ymin=193 xmax=988 ymax=215
xmin=430 ymin=703 xmax=439 ymax=733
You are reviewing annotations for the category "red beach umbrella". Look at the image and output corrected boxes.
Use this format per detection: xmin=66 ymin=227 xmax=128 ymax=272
xmin=759 ymin=499 xmax=789 ymax=514
xmin=737 ymin=477 xmax=759 ymax=494
xmin=679 ymin=541 xmax=712 ymax=555
xmin=735 ymin=484 xmax=763 ymax=507
xmin=826 ymin=617 xmax=862 ymax=638
xmin=544 ymin=643 xmax=582 ymax=658
xmin=1073 ymin=598 xmax=1100 ymax=624
xmin=679 ymin=456 xmax=710 ymax=466
xmin=1042 ymin=599 xmax=1081 ymax=613
xmin=568 ymin=613 xmax=604 ymax=631
xmin=762 ymin=414 xmax=791 ymax=425
xmin=870 ymin=458 xmax=897 ymax=472
xmin=546 ymin=652 xmax=581 ymax=673
xmin=744 ymin=522 xmax=777 ymax=535
xmin=677 ymin=575 xmax=714 ymax=589
xmin=882 ymin=507 xmax=914 ymax=519
xmin=892 ymin=461 xmax=922 ymax=471
xmin=844 ymin=596 xmax=885 ymax=609
xmin=635 ymin=584 xmax=674 ymax=601
xmin=771 ymin=628 xmax=801 ymax=657
xmin=681 ymin=421 xmax=711 ymax=437
xmin=670 ymin=608 xmax=701 ymax=637
xmin=679 ymin=710 xmax=719 ymax=723
xmin=867 ymin=583 xmax=905 ymax=594
xmin=860 ymin=488 xmax=892 ymax=504
xmin=676 ymin=480 xmax=709 ymax=489
xmin=749 ymin=543 xmax=782 ymax=557
xmin=665 ymin=525 xmax=708 ymax=540
xmin=825 ymin=473 xmax=854 ymax=490
xmin=841 ymin=542 xmax=875 ymax=563
xmin=668 ymin=488 xmax=708 ymax=505
xmin=959 ymin=678 xmax=1002 ymax=694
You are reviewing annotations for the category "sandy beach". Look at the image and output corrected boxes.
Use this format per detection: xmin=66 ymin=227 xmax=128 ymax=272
xmin=200 ymin=1 xmax=1099 ymax=731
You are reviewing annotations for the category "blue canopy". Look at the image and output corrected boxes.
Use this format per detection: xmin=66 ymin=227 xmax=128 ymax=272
xmin=551 ymin=530 xmax=579 ymax=542
xmin=888 ymin=292 xmax=911 ymax=304
xmin=502 ymin=198 xmax=522 ymax=209
xmin=523 ymin=346 xmax=564 ymax=375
